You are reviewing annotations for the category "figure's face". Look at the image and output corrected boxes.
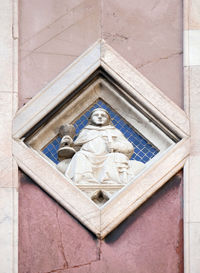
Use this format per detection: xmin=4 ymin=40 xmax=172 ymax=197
xmin=91 ymin=110 xmax=109 ymax=126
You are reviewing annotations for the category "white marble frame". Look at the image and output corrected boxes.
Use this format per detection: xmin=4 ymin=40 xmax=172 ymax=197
xmin=12 ymin=40 xmax=190 ymax=239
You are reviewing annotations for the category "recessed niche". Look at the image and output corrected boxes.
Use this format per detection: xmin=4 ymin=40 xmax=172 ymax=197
xmin=25 ymin=73 xmax=176 ymax=206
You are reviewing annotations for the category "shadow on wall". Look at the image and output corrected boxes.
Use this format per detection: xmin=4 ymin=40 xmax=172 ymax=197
xmin=19 ymin=170 xmax=97 ymax=241
xmin=105 ymin=172 xmax=182 ymax=243
xmin=19 ymin=169 xmax=182 ymax=244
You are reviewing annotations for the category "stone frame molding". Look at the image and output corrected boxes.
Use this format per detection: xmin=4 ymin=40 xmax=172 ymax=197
xmin=13 ymin=40 xmax=190 ymax=238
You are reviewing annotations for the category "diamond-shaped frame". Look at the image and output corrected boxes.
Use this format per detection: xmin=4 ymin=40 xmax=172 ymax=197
xmin=13 ymin=40 xmax=189 ymax=238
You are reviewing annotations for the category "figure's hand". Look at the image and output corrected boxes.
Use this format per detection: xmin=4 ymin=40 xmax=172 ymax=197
xmin=108 ymin=142 xmax=120 ymax=153
xmin=61 ymin=135 xmax=73 ymax=147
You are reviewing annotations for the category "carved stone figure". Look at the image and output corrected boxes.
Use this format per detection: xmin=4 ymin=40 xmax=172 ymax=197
xmin=57 ymin=124 xmax=76 ymax=161
xmin=56 ymin=124 xmax=76 ymax=174
xmin=61 ymin=108 xmax=145 ymax=185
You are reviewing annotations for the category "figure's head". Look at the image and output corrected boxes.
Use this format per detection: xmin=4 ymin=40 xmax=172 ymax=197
xmin=89 ymin=108 xmax=111 ymax=126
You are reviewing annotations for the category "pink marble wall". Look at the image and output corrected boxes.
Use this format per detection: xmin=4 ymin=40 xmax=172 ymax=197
xmin=19 ymin=0 xmax=182 ymax=107
xmin=19 ymin=0 xmax=101 ymax=107
xmin=102 ymin=0 xmax=183 ymax=107
xmin=19 ymin=171 xmax=183 ymax=273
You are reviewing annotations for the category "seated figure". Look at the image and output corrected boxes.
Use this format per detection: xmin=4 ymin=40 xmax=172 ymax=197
xmin=64 ymin=108 xmax=145 ymax=184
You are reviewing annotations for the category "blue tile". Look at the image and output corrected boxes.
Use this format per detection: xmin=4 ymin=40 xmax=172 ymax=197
xmin=142 ymin=148 xmax=148 ymax=154
xmin=75 ymin=119 xmax=82 ymax=125
xmin=124 ymin=131 xmax=131 ymax=138
xmin=85 ymin=111 xmax=90 ymax=117
xmin=101 ymin=104 xmax=107 ymax=110
xmin=43 ymin=147 xmax=48 ymax=153
xmin=118 ymin=119 xmax=124 ymax=126
xmin=134 ymin=147 xmax=140 ymax=154
xmin=116 ymin=124 xmax=123 ymax=130
xmin=98 ymin=100 xmax=104 ymax=106
xmin=48 ymin=144 xmax=54 ymax=151
xmin=82 ymin=120 xmax=88 ymax=126
xmin=150 ymin=147 xmax=156 ymax=152
xmin=141 ymin=139 xmax=147 ymax=145
xmin=147 ymin=152 xmax=153 ymax=158
xmin=138 ymin=144 xmax=144 ymax=150
xmin=114 ymin=116 xmax=120 ymax=122
xmin=135 ymin=155 xmax=141 ymax=161
xmin=138 ymin=151 xmax=145 ymax=157
xmin=128 ymin=136 xmax=135 ymax=142
xmin=143 ymin=156 xmax=149 ymax=162
xmin=79 ymin=116 xmax=85 ymax=122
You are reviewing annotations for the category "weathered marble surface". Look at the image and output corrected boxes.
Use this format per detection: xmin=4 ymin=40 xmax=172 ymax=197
xmin=0 ymin=188 xmax=18 ymax=273
xmin=184 ymin=30 xmax=200 ymax=66
xmin=184 ymin=65 xmax=200 ymax=272
xmin=19 ymin=0 xmax=182 ymax=107
xmin=102 ymin=0 xmax=183 ymax=107
xmin=0 ymin=1 xmax=18 ymax=273
xmin=184 ymin=0 xmax=200 ymax=30
xmin=19 ymin=171 xmax=183 ymax=273
xmin=19 ymin=0 xmax=100 ymax=107
xmin=19 ymin=172 xmax=99 ymax=273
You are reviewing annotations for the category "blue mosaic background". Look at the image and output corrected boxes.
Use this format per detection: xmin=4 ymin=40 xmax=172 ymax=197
xmin=42 ymin=100 xmax=159 ymax=164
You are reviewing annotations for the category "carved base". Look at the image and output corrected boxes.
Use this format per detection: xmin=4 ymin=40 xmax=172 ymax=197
xmin=58 ymin=146 xmax=75 ymax=160
xmin=77 ymin=184 xmax=125 ymax=206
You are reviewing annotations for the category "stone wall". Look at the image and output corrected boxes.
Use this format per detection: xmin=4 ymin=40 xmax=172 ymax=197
xmin=19 ymin=171 xmax=183 ymax=273
xmin=19 ymin=0 xmax=183 ymax=107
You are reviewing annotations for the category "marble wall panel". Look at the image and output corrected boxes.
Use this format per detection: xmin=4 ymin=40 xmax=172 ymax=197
xmin=184 ymin=66 xmax=200 ymax=224
xmin=0 ymin=93 xmax=18 ymax=188
xmin=0 ymin=1 xmax=13 ymax=91
xmin=19 ymin=0 xmax=85 ymax=44
xmin=19 ymin=171 xmax=183 ymax=273
xmin=19 ymin=0 xmax=100 ymax=107
xmin=19 ymin=172 xmax=99 ymax=273
xmin=102 ymin=0 xmax=183 ymax=107
xmin=184 ymin=30 xmax=200 ymax=66
xmin=19 ymin=0 xmax=183 ymax=108
xmin=189 ymin=223 xmax=200 ymax=273
xmin=184 ymin=63 xmax=200 ymax=272
xmin=184 ymin=0 xmax=200 ymax=30
xmin=0 ymin=188 xmax=18 ymax=273
xmin=190 ymin=66 xmax=200 ymax=154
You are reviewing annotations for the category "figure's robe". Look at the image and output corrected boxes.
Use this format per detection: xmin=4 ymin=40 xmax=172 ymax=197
xmin=65 ymin=125 xmax=144 ymax=184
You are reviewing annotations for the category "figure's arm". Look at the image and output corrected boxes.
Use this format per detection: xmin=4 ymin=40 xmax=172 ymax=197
xmin=73 ymin=129 xmax=90 ymax=151
xmin=108 ymin=131 xmax=134 ymax=158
